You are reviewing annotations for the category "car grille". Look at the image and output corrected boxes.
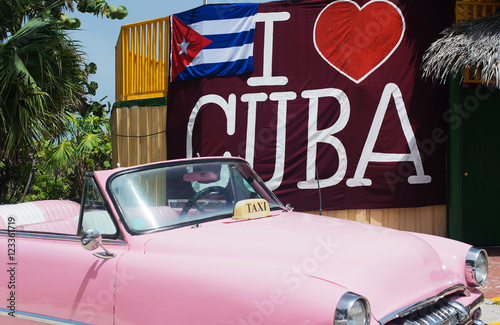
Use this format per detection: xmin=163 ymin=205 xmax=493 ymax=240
xmin=397 ymin=301 xmax=462 ymax=325
xmin=381 ymin=285 xmax=484 ymax=325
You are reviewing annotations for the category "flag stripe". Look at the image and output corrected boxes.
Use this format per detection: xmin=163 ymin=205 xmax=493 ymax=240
xmin=189 ymin=43 xmax=254 ymax=67
xmin=179 ymin=58 xmax=254 ymax=81
xmin=189 ymin=16 xmax=257 ymax=36
xmin=205 ymin=30 xmax=255 ymax=49
xmin=175 ymin=3 xmax=259 ymax=24
xmin=171 ymin=3 xmax=259 ymax=81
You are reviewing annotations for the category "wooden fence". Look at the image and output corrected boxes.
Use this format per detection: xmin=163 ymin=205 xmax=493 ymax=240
xmin=307 ymin=205 xmax=446 ymax=236
xmin=455 ymin=0 xmax=500 ymax=22
xmin=110 ymin=99 xmax=167 ymax=168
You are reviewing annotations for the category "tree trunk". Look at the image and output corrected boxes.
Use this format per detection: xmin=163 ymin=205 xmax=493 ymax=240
xmin=20 ymin=157 xmax=36 ymax=203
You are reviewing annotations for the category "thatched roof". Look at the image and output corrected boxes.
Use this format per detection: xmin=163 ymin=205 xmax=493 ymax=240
xmin=421 ymin=12 xmax=500 ymax=88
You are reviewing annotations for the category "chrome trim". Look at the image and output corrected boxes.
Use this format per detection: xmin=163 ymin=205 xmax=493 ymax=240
xmin=81 ymin=229 xmax=117 ymax=259
xmin=0 ymin=231 xmax=127 ymax=245
xmin=445 ymin=299 xmax=469 ymax=322
xmin=378 ymin=284 xmax=468 ymax=324
xmin=335 ymin=292 xmax=371 ymax=325
xmin=401 ymin=303 xmax=460 ymax=325
xmin=0 ymin=308 xmax=92 ymax=324
xmin=465 ymin=248 xmax=489 ymax=287
xmin=466 ymin=293 xmax=485 ymax=315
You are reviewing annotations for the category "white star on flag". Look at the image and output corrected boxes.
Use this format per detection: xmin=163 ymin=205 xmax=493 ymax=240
xmin=178 ymin=37 xmax=190 ymax=55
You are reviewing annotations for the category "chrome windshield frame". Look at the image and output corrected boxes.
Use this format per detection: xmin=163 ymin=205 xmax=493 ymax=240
xmin=106 ymin=157 xmax=285 ymax=235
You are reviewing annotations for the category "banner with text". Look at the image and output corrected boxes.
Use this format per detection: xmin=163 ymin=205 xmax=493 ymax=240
xmin=167 ymin=0 xmax=454 ymax=211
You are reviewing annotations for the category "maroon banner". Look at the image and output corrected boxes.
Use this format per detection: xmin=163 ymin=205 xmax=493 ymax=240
xmin=167 ymin=0 xmax=454 ymax=211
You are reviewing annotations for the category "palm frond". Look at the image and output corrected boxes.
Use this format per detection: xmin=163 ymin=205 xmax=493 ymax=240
xmin=46 ymin=140 xmax=75 ymax=170
xmin=78 ymin=133 xmax=101 ymax=154
xmin=422 ymin=12 xmax=500 ymax=87
xmin=0 ymin=17 xmax=86 ymax=159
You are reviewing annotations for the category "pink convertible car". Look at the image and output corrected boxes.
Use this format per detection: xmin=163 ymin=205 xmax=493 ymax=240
xmin=0 ymin=157 xmax=488 ymax=324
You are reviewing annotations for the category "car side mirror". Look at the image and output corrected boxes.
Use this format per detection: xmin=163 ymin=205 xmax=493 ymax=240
xmin=81 ymin=229 xmax=116 ymax=259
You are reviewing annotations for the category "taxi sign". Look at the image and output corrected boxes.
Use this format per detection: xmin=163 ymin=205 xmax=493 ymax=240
xmin=232 ymin=199 xmax=271 ymax=220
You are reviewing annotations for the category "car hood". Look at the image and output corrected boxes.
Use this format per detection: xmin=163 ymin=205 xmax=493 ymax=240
xmin=144 ymin=211 xmax=469 ymax=320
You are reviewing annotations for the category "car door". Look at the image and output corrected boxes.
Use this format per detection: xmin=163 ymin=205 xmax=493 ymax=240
xmin=0 ymin=178 xmax=129 ymax=325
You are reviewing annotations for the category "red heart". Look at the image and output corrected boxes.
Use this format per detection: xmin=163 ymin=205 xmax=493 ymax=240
xmin=314 ymin=0 xmax=405 ymax=83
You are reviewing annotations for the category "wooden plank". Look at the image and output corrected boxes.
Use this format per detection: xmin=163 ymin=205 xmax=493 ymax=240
xmin=110 ymin=109 xmax=119 ymax=168
xmin=335 ymin=209 xmax=348 ymax=220
xmin=139 ymin=106 xmax=149 ymax=165
xmin=322 ymin=210 xmax=337 ymax=218
xmin=155 ymin=105 xmax=166 ymax=163
xmin=129 ymin=106 xmax=140 ymax=166
xmin=355 ymin=209 xmax=369 ymax=224
xmin=148 ymin=106 xmax=158 ymax=164
xmin=404 ymin=208 xmax=417 ymax=232
xmin=347 ymin=209 xmax=357 ymax=222
xmin=398 ymin=208 xmax=406 ymax=230
xmin=419 ymin=206 xmax=434 ymax=234
xmin=387 ymin=208 xmax=399 ymax=230
xmin=285 ymin=206 xmax=447 ymax=237
xmin=157 ymin=105 xmax=165 ymax=162
xmin=433 ymin=205 xmax=447 ymax=237
xmin=118 ymin=107 xmax=130 ymax=167
xmin=160 ymin=105 xmax=167 ymax=160
xmin=455 ymin=2 xmax=500 ymax=22
xmin=414 ymin=206 xmax=422 ymax=233
xmin=369 ymin=209 xmax=383 ymax=227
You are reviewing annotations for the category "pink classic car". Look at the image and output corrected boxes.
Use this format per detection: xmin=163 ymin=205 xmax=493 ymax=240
xmin=0 ymin=157 xmax=489 ymax=324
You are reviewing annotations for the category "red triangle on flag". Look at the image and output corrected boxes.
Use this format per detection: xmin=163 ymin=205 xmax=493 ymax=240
xmin=171 ymin=15 xmax=213 ymax=81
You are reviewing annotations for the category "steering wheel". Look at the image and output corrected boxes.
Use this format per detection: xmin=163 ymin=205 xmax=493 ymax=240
xmin=179 ymin=186 xmax=233 ymax=218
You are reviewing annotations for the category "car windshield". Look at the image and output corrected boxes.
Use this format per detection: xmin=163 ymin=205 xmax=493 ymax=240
xmin=109 ymin=159 xmax=284 ymax=233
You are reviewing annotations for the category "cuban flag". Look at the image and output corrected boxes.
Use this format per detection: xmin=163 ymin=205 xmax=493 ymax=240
xmin=171 ymin=3 xmax=259 ymax=82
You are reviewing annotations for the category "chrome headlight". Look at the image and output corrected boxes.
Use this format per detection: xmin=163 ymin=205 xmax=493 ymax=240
xmin=334 ymin=292 xmax=371 ymax=325
xmin=465 ymin=247 xmax=488 ymax=287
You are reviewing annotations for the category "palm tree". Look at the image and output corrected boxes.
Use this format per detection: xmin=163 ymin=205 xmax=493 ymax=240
xmin=0 ymin=16 xmax=86 ymax=160
xmin=0 ymin=14 xmax=86 ymax=202
xmin=46 ymin=112 xmax=112 ymax=198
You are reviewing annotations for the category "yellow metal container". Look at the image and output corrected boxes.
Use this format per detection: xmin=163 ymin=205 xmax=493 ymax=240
xmin=115 ymin=17 xmax=170 ymax=102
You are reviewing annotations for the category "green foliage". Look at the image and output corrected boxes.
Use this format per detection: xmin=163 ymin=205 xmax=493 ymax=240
xmin=0 ymin=0 xmax=123 ymax=203
xmin=0 ymin=17 xmax=86 ymax=159
xmin=26 ymin=172 xmax=71 ymax=201
xmin=0 ymin=0 xmax=129 ymax=41
xmin=1 ymin=108 xmax=113 ymax=203
xmin=46 ymin=111 xmax=112 ymax=169
xmin=44 ymin=108 xmax=113 ymax=198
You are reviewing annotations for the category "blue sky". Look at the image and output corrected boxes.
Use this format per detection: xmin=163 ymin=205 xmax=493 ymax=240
xmin=69 ymin=0 xmax=269 ymax=107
